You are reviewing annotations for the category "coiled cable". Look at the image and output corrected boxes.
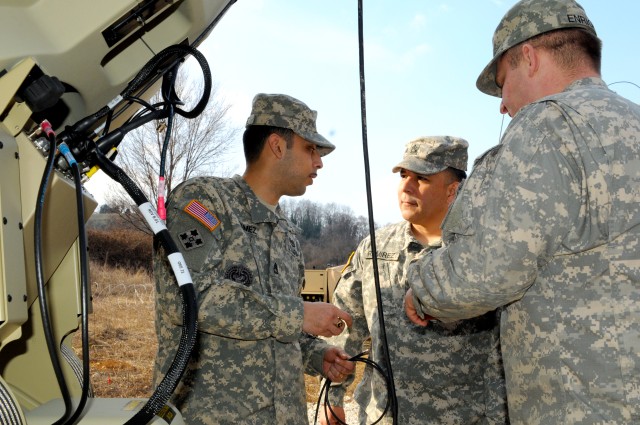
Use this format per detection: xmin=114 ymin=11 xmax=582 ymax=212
xmin=314 ymin=351 xmax=392 ymax=425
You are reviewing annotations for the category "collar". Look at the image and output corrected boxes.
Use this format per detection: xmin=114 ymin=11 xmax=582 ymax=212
xmin=232 ymin=175 xmax=283 ymax=224
xmin=402 ymin=221 xmax=442 ymax=252
xmin=563 ymin=76 xmax=607 ymax=92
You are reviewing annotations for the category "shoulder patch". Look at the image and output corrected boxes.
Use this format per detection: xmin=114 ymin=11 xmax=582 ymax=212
xmin=184 ymin=200 xmax=220 ymax=231
xmin=178 ymin=229 xmax=204 ymax=251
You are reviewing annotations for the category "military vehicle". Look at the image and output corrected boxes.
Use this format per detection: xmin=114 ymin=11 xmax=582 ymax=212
xmin=302 ymin=265 xmax=346 ymax=304
xmin=0 ymin=1 xmax=237 ymax=423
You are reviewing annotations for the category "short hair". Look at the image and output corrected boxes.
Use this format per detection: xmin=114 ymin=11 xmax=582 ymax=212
xmin=506 ymin=28 xmax=602 ymax=73
xmin=243 ymin=125 xmax=295 ymax=164
xmin=444 ymin=167 xmax=467 ymax=183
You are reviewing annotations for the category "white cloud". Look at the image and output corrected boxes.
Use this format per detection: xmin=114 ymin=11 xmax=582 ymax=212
xmin=410 ymin=13 xmax=427 ymax=31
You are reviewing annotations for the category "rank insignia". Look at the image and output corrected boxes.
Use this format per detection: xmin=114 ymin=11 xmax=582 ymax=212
xmin=178 ymin=229 xmax=204 ymax=251
xmin=184 ymin=200 xmax=220 ymax=231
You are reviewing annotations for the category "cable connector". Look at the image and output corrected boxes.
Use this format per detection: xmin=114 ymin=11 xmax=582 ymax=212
xmin=86 ymin=147 xmax=118 ymax=178
xmin=157 ymin=176 xmax=166 ymax=220
xmin=58 ymin=142 xmax=77 ymax=167
xmin=157 ymin=196 xmax=166 ymax=221
xmin=40 ymin=119 xmax=55 ymax=138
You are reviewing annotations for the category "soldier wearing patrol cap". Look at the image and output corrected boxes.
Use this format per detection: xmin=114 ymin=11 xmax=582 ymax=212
xmin=320 ymin=136 xmax=508 ymax=424
xmin=153 ymin=93 xmax=354 ymax=425
xmin=405 ymin=1 xmax=640 ymax=424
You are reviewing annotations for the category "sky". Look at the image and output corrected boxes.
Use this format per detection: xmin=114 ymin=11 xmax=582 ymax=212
xmin=87 ymin=0 xmax=640 ymax=226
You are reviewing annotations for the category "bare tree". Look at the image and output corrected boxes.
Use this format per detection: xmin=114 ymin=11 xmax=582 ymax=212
xmin=106 ymin=74 xmax=240 ymax=233
xmin=284 ymin=199 xmax=323 ymax=239
xmin=282 ymin=199 xmax=372 ymax=268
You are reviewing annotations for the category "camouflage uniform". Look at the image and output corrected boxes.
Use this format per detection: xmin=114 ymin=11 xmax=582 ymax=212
xmin=153 ymin=174 xmax=329 ymax=424
xmin=324 ymin=220 xmax=507 ymax=424
xmin=408 ymin=77 xmax=640 ymax=424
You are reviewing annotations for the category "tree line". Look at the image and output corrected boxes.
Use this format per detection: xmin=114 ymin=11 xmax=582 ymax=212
xmin=94 ymin=198 xmax=374 ymax=272
xmin=281 ymin=199 xmax=372 ymax=269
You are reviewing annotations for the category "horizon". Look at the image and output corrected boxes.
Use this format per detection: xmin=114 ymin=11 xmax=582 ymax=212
xmin=86 ymin=0 xmax=640 ymax=227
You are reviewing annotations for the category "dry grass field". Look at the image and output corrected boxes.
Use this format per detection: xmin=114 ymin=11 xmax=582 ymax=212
xmin=72 ymin=262 xmax=157 ymax=398
xmin=73 ymin=261 xmax=362 ymax=403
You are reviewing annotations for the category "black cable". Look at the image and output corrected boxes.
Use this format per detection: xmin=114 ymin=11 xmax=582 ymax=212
xmin=608 ymin=80 xmax=640 ymax=91
xmin=93 ymin=107 xmax=167 ymax=155
xmin=59 ymin=146 xmax=92 ymax=425
xmin=159 ymin=103 xmax=175 ymax=178
xmin=93 ymin=148 xmax=198 ymax=425
xmin=314 ymin=351 xmax=392 ymax=425
xmin=101 ymin=108 xmax=114 ymax=137
xmin=59 ymin=43 xmax=210 ymax=167
xmin=44 ymin=43 xmax=210 ymax=423
xmin=97 ymin=44 xmax=209 ymax=157
xmin=356 ymin=0 xmax=398 ymax=423
xmin=159 ymin=63 xmax=180 ymax=179
xmin=121 ymin=96 xmax=158 ymax=121
xmin=169 ymin=47 xmax=210 ymax=119
xmin=34 ymin=124 xmax=73 ymax=425
xmin=120 ymin=44 xmax=211 ymax=120
xmin=36 ymin=23 xmax=213 ymax=425
xmin=26 ymin=8 xmax=220 ymax=425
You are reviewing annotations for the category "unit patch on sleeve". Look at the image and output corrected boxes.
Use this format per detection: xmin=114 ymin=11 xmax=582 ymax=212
xmin=178 ymin=229 xmax=204 ymax=251
xmin=184 ymin=199 xmax=220 ymax=231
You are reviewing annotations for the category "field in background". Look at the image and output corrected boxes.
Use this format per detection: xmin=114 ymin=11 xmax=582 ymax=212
xmin=73 ymin=261 xmax=362 ymax=403
xmin=72 ymin=262 xmax=156 ymax=397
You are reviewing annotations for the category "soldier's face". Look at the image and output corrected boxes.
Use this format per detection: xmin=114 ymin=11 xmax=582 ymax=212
xmin=397 ymin=169 xmax=456 ymax=227
xmin=496 ymin=46 xmax=537 ymax=117
xmin=281 ymin=134 xmax=323 ymax=196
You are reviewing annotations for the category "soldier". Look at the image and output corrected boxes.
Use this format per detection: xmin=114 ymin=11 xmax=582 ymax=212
xmin=404 ymin=1 xmax=640 ymax=424
xmin=153 ymin=93 xmax=355 ymax=424
xmin=320 ymin=137 xmax=507 ymax=424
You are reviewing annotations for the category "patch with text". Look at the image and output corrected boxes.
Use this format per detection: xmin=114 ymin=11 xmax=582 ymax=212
xmin=365 ymin=250 xmax=400 ymax=261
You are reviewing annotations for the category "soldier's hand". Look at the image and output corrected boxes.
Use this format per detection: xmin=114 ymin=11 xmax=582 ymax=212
xmin=303 ymin=302 xmax=352 ymax=337
xmin=322 ymin=346 xmax=355 ymax=382
xmin=404 ymin=288 xmax=431 ymax=326
xmin=319 ymin=405 xmax=346 ymax=425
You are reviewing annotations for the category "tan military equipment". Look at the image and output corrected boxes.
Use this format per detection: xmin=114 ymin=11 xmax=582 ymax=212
xmin=302 ymin=260 xmax=351 ymax=304
xmin=0 ymin=1 xmax=235 ymax=423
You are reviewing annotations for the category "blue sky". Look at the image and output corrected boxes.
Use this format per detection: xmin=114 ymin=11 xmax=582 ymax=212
xmin=89 ymin=0 xmax=640 ymax=225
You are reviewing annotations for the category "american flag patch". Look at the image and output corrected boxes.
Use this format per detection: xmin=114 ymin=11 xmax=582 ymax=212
xmin=184 ymin=200 xmax=220 ymax=231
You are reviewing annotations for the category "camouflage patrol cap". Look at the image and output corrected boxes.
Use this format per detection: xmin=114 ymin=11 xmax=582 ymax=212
xmin=246 ymin=93 xmax=335 ymax=155
xmin=392 ymin=136 xmax=468 ymax=175
xmin=477 ymin=0 xmax=597 ymax=97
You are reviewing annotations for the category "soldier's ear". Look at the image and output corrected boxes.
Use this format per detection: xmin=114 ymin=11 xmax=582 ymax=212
xmin=266 ymin=133 xmax=285 ymax=159
xmin=447 ymin=181 xmax=460 ymax=204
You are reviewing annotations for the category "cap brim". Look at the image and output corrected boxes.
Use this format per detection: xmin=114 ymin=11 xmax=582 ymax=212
xmin=476 ymin=54 xmax=503 ymax=98
xmin=299 ymin=131 xmax=336 ymax=156
xmin=392 ymin=158 xmax=446 ymax=175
